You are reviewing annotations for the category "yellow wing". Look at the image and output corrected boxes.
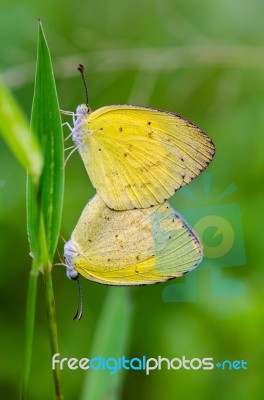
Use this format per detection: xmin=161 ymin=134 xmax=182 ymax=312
xmin=74 ymin=105 xmax=215 ymax=210
xmin=64 ymin=194 xmax=202 ymax=285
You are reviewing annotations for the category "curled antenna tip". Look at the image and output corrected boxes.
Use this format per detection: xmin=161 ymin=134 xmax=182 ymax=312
xmin=77 ymin=63 xmax=85 ymax=73
xmin=72 ymin=310 xmax=83 ymax=321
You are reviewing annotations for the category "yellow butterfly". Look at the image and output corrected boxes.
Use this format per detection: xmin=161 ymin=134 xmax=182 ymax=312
xmin=64 ymin=194 xmax=202 ymax=286
xmin=68 ymin=66 xmax=215 ymax=211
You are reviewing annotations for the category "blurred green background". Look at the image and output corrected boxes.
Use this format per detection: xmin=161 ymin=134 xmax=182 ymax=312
xmin=1 ymin=0 xmax=264 ymax=399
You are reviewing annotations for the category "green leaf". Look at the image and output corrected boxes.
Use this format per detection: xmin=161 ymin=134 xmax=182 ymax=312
xmin=80 ymin=287 xmax=134 ymax=400
xmin=27 ymin=19 xmax=64 ymax=261
xmin=22 ymin=20 xmax=64 ymax=400
xmin=0 ymin=79 xmax=43 ymax=182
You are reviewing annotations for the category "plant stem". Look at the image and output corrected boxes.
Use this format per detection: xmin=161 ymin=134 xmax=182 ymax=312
xmin=21 ymin=262 xmax=39 ymax=400
xmin=39 ymin=215 xmax=63 ymax=400
xmin=43 ymin=272 xmax=63 ymax=400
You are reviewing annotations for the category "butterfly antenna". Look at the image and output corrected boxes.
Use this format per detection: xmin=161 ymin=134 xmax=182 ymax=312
xmin=72 ymin=278 xmax=83 ymax=321
xmin=77 ymin=64 xmax=89 ymax=107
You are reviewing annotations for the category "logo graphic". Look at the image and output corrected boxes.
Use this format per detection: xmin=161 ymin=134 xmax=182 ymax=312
xmin=215 ymin=360 xmax=248 ymax=370
xmin=159 ymin=174 xmax=247 ymax=302
xmin=52 ymin=353 xmax=248 ymax=374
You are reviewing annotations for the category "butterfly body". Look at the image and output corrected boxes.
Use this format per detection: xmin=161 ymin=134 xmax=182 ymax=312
xmin=71 ymin=104 xmax=215 ymax=211
xmin=64 ymin=194 xmax=202 ymax=286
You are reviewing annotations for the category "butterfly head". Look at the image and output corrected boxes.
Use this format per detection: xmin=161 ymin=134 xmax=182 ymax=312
xmin=76 ymin=103 xmax=91 ymax=116
xmin=64 ymin=240 xmax=79 ymax=280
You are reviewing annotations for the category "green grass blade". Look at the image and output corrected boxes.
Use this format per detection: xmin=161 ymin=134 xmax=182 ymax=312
xmin=28 ymin=19 xmax=64 ymax=261
xmin=80 ymin=287 xmax=134 ymax=400
xmin=0 ymin=79 xmax=43 ymax=183
xmin=22 ymin=19 xmax=64 ymax=400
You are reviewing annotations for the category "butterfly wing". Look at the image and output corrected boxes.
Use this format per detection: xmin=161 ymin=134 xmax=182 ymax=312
xmin=65 ymin=195 xmax=202 ymax=285
xmin=74 ymin=105 xmax=215 ymax=210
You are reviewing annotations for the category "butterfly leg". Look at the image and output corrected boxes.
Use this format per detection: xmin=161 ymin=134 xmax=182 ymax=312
xmin=62 ymin=122 xmax=74 ymax=141
xmin=60 ymin=110 xmax=77 ymax=124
